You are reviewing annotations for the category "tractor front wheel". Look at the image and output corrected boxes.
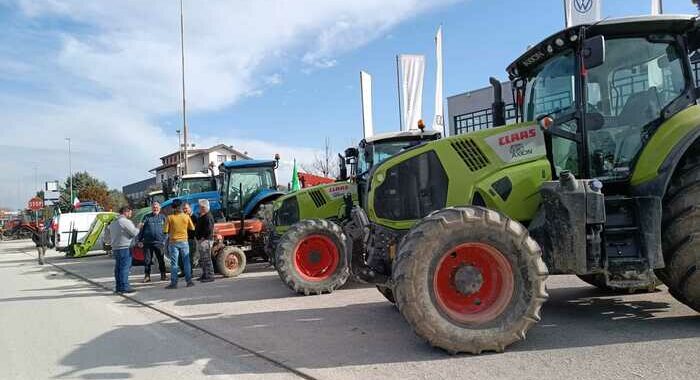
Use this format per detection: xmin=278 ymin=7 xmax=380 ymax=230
xmin=657 ymin=152 xmax=700 ymax=312
xmin=215 ymin=246 xmax=246 ymax=278
xmin=393 ymin=207 xmax=548 ymax=354
xmin=275 ymin=219 xmax=350 ymax=295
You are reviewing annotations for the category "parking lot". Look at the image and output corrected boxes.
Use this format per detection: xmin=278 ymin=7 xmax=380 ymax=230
xmin=1 ymin=239 xmax=699 ymax=380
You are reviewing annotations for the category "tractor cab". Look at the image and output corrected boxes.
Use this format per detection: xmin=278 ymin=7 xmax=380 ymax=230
xmin=507 ymin=15 xmax=698 ymax=192
xmin=218 ymin=158 xmax=283 ymax=220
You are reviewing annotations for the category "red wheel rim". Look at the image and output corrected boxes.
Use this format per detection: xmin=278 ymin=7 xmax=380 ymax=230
xmin=433 ymin=242 xmax=514 ymax=324
xmin=225 ymin=252 xmax=240 ymax=271
xmin=293 ymin=234 xmax=340 ymax=281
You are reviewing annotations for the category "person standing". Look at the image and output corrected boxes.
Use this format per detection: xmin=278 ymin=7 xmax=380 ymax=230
xmin=163 ymin=199 xmax=195 ymax=289
xmin=108 ymin=206 xmax=139 ymax=294
xmin=137 ymin=201 xmax=167 ymax=282
xmin=32 ymin=222 xmax=50 ymax=265
xmin=195 ymin=199 xmax=215 ymax=282
xmin=183 ymin=202 xmax=199 ymax=269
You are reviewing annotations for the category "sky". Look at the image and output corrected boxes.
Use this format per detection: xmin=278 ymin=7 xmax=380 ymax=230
xmin=0 ymin=0 xmax=697 ymax=209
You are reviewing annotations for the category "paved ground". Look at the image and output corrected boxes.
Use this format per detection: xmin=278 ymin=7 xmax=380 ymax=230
xmin=1 ymin=239 xmax=699 ymax=380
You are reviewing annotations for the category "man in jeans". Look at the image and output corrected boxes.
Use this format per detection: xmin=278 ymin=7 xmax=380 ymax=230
xmin=108 ymin=206 xmax=139 ymax=294
xmin=137 ymin=201 xmax=167 ymax=282
xmin=163 ymin=199 xmax=195 ymax=289
xmin=31 ymin=221 xmax=51 ymax=265
xmin=195 ymin=199 xmax=215 ymax=282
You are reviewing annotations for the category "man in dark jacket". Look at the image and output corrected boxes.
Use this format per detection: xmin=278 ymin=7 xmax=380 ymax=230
xmin=137 ymin=201 xmax=167 ymax=282
xmin=32 ymin=222 xmax=51 ymax=265
xmin=195 ymin=199 xmax=216 ymax=282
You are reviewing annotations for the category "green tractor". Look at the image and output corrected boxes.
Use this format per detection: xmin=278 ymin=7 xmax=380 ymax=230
xmin=272 ymin=129 xmax=441 ymax=294
xmin=274 ymin=15 xmax=700 ymax=353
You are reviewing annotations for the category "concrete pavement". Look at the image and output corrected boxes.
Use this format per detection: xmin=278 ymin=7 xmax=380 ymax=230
xmin=1 ymin=239 xmax=699 ymax=380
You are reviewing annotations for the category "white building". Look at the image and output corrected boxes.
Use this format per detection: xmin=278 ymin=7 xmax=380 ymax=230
xmin=150 ymin=144 xmax=251 ymax=184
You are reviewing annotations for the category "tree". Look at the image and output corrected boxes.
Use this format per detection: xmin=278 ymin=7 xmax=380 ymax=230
xmin=301 ymin=137 xmax=339 ymax=179
xmin=108 ymin=189 xmax=129 ymax=211
xmin=56 ymin=171 xmax=130 ymax=211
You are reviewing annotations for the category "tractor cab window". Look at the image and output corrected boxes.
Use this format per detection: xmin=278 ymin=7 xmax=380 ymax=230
xmin=584 ymin=36 xmax=686 ymax=180
xmin=225 ymin=167 xmax=275 ymax=212
xmin=525 ymin=49 xmax=580 ymax=177
xmin=179 ymin=177 xmax=217 ymax=195
xmin=359 ymin=140 xmax=422 ymax=174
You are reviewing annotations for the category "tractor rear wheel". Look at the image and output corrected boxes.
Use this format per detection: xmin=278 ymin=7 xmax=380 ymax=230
xmin=215 ymin=246 xmax=246 ymax=278
xmin=275 ymin=219 xmax=350 ymax=295
xmin=576 ymin=274 xmax=659 ymax=293
xmin=393 ymin=207 xmax=548 ymax=354
xmin=658 ymin=153 xmax=700 ymax=312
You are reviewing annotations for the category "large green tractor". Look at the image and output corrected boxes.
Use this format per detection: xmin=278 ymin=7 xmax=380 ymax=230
xmin=272 ymin=130 xmax=441 ymax=294
xmin=275 ymin=15 xmax=700 ymax=353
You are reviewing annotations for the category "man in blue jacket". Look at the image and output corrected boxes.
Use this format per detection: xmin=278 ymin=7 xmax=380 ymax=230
xmin=137 ymin=201 xmax=167 ymax=282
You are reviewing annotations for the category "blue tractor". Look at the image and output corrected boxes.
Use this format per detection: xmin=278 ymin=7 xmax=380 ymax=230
xmin=210 ymin=157 xmax=286 ymax=277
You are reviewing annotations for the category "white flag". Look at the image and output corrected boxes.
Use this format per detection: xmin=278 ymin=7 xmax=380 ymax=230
xmin=360 ymin=71 xmax=374 ymax=139
xmin=398 ymin=54 xmax=425 ymax=131
xmin=565 ymin=0 xmax=602 ymax=27
xmin=651 ymin=0 xmax=662 ymax=15
xmin=432 ymin=26 xmax=445 ymax=133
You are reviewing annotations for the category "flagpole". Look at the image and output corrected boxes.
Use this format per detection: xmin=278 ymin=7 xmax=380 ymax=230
xmin=180 ymin=0 xmax=189 ymax=175
xmin=396 ymin=55 xmax=404 ymax=131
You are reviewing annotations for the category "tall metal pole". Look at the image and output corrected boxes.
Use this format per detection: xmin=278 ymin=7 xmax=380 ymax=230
xmin=65 ymin=137 xmax=73 ymax=206
xmin=396 ymin=55 xmax=403 ymax=131
xmin=176 ymin=129 xmax=182 ymax=175
xmin=180 ymin=0 xmax=189 ymax=175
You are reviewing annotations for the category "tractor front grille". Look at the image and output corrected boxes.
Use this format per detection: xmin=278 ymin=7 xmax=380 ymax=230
xmin=451 ymin=138 xmax=489 ymax=172
xmin=308 ymin=190 xmax=327 ymax=208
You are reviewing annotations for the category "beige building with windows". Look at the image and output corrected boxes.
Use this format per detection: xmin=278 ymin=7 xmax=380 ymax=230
xmin=150 ymin=144 xmax=251 ymax=184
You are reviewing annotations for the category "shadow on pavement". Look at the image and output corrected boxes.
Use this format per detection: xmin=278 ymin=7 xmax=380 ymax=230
xmin=55 ymin=320 xmax=289 ymax=379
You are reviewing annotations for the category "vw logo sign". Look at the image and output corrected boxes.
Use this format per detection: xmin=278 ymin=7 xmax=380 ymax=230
xmin=574 ymin=0 xmax=593 ymax=14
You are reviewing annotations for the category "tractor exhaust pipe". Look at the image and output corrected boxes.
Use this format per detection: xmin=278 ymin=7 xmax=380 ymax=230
xmin=490 ymin=77 xmax=506 ymax=127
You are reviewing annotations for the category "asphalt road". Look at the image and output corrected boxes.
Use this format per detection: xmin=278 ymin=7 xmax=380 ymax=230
xmin=1 ymin=239 xmax=699 ymax=380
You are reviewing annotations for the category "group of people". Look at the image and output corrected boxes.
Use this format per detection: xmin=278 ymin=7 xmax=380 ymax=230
xmin=108 ymin=198 xmax=216 ymax=294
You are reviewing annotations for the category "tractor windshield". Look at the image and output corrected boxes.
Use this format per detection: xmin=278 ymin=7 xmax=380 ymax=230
xmin=224 ymin=167 xmax=276 ymax=216
xmin=179 ymin=177 xmax=217 ymax=195
xmin=524 ymin=36 xmax=687 ymax=180
xmin=359 ymin=140 xmax=423 ymax=174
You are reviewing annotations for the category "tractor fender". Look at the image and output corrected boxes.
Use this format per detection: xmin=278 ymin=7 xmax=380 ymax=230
xmin=633 ymin=125 xmax=700 ymax=198
xmin=243 ymin=190 xmax=285 ymax=218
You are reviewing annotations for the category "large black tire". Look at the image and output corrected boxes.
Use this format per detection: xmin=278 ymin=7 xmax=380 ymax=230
xmin=657 ymin=152 xmax=700 ymax=312
xmin=215 ymin=246 xmax=246 ymax=278
xmin=275 ymin=219 xmax=350 ymax=295
xmin=576 ymin=273 xmax=660 ymax=293
xmin=393 ymin=207 xmax=548 ymax=354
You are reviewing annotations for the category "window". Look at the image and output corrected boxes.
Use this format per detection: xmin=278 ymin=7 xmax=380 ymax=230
xmin=231 ymin=155 xmax=237 ymax=161
xmin=524 ymin=49 xmax=575 ymax=121
xmin=217 ymin=155 xmax=226 ymax=163
xmin=584 ymin=36 xmax=687 ymax=179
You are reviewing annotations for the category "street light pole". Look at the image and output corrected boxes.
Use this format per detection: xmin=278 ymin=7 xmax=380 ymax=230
xmin=65 ymin=137 xmax=73 ymax=206
xmin=176 ymin=129 xmax=182 ymax=175
xmin=180 ymin=0 xmax=189 ymax=175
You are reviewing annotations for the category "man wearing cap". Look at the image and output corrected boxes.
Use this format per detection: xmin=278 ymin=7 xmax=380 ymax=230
xmin=163 ymin=199 xmax=195 ymax=289
xmin=108 ymin=206 xmax=139 ymax=294
xmin=195 ymin=199 xmax=216 ymax=282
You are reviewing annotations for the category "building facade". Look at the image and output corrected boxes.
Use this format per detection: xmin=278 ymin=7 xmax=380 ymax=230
xmin=150 ymin=144 xmax=251 ymax=184
xmin=122 ymin=177 xmax=157 ymax=206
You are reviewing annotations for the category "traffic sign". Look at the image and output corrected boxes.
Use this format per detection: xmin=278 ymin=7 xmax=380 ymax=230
xmin=28 ymin=197 xmax=44 ymax=211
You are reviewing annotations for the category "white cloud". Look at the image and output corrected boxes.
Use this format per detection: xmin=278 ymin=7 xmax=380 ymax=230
xmin=1 ymin=0 xmax=458 ymax=208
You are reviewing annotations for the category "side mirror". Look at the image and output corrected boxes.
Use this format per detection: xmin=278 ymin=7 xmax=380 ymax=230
xmin=583 ymin=35 xmax=605 ymax=69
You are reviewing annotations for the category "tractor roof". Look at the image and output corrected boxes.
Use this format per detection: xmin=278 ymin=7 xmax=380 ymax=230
xmin=508 ymin=14 xmax=697 ymax=79
xmin=221 ymin=159 xmax=277 ymax=169
xmin=365 ymin=129 xmax=442 ymax=144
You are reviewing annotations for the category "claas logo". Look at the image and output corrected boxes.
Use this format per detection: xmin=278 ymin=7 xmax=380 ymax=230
xmin=498 ymin=128 xmax=537 ymax=146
